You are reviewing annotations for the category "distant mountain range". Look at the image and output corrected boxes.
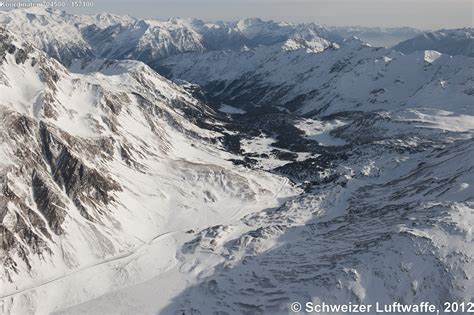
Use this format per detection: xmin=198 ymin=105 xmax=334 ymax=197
xmin=327 ymin=25 xmax=423 ymax=47
xmin=394 ymin=28 xmax=474 ymax=57
xmin=0 ymin=7 xmax=428 ymax=67
xmin=162 ymin=37 xmax=473 ymax=116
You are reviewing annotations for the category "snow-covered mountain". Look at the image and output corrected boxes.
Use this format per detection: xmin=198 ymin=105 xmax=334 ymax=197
xmin=0 ymin=7 xmax=93 ymax=65
xmin=0 ymin=8 xmax=341 ymax=66
xmin=64 ymin=46 xmax=474 ymax=314
xmin=81 ymin=17 xmax=207 ymax=67
xmin=394 ymin=28 xmax=474 ymax=57
xmin=0 ymin=26 xmax=297 ymax=313
xmin=0 ymin=7 xmax=341 ymax=65
xmin=162 ymin=38 xmax=473 ymax=117
xmin=1 ymin=7 xmax=473 ymax=315
xmin=0 ymin=7 xmax=423 ymax=69
xmin=328 ymin=26 xmax=422 ymax=47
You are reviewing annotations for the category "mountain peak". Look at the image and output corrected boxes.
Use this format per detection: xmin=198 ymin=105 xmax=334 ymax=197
xmin=237 ymin=17 xmax=264 ymax=26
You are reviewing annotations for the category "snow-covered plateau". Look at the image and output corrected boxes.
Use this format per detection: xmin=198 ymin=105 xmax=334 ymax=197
xmin=0 ymin=7 xmax=473 ymax=315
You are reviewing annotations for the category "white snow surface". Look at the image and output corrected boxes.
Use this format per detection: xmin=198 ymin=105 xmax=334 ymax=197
xmin=394 ymin=28 xmax=474 ymax=57
xmin=0 ymin=10 xmax=473 ymax=315
xmin=0 ymin=28 xmax=298 ymax=314
xmin=218 ymin=104 xmax=247 ymax=114
xmin=163 ymin=38 xmax=473 ymax=117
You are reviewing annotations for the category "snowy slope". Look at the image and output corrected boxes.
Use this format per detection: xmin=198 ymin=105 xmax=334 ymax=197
xmin=0 ymin=7 xmax=93 ymax=65
xmin=1 ymin=9 xmax=473 ymax=315
xmin=0 ymin=8 xmax=425 ymax=68
xmin=81 ymin=16 xmax=340 ymax=66
xmin=74 ymin=137 xmax=474 ymax=315
xmin=328 ymin=26 xmax=422 ymax=47
xmin=162 ymin=38 xmax=474 ymax=116
xmin=0 ymin=8 xmax=341 ymax=67
xmin=56 ymin=68 xmax=474 ymax=315
xmin=394 ymin=28 xmax=474 ymax=57
xmin=0 ymin=27 xmax=297 ymax=314
xmin=60 ymin=52 xmax=474 ymax=315
xmin=82 ymin=17 xmax=207 ymax=66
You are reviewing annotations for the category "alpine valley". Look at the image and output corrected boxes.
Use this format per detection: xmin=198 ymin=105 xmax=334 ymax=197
xmin=0 ymin=7 xmax=473 ymax=315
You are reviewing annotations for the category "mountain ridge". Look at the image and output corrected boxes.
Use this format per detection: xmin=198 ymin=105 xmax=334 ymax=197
xmin=394 ymin=28 xmax=474 ymax=57
xmin=0 ymin=7 xmax=427 ymax=67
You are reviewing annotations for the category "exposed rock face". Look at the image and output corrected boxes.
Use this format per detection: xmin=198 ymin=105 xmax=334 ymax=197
xmin=0 ymin=27 xmax=228 ymax=285
xmin=0 ymin=27 xmax=292 ymax=315
xmin=38 ymin=122 xmax=121 ymax=221
xmin=0 ymin=108 xmax=122 ymax=279
xmin=31 ymin=171 xmax=66 ymax=235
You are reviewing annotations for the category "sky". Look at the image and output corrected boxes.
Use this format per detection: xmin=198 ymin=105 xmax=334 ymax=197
xmin=3 ymin=0 xmax=474 ymax=29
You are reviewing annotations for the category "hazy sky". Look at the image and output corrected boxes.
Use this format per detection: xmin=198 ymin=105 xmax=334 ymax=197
xmin=6 ymin=0 xmax=474 ymax=29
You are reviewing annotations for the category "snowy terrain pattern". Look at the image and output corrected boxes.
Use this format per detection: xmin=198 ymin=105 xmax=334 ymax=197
xmin=0 ymin=7 xmax=473 ymax=315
